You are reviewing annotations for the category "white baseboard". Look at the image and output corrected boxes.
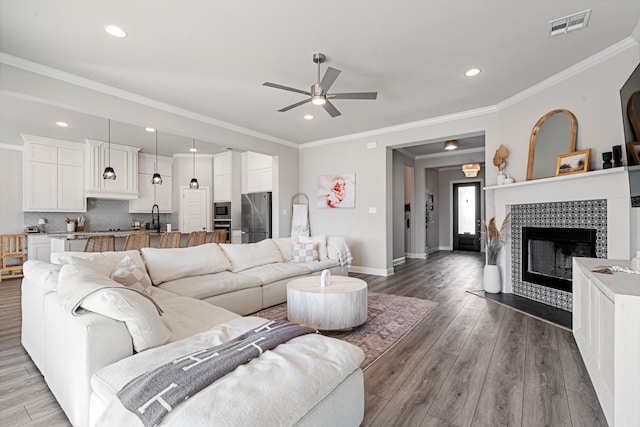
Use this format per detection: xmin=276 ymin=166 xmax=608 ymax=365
xmin=393 ymin=257 xmax=406 ymax=266
xmin=405 ymin=252 xmax=427 ymax=259
xmin=349 ymin=265 xmax=394 ymax=276
xmin=439 ymin=246 xmax=452 ymax=251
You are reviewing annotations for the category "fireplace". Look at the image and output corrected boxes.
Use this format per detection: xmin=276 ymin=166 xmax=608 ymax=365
xmin=522 ymin=227 xmax=596 ymax=293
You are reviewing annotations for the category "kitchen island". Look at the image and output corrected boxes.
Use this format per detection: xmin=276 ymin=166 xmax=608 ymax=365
xmin=48 ymin=230 xmax=175 ymax=253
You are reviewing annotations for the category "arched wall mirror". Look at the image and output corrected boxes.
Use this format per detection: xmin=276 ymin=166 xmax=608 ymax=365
xmin=526 ymin=109 xmax=577 ymax=180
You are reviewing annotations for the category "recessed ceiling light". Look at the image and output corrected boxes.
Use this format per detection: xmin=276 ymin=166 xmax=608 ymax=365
xmin=465 ymin=68 xmax=481 ymax=77
xmin=104 ymin=25 xmax=127 ymax=38
xmin=304 ymin=115 xmax=314 ymax=120
xmin=55 ymin=121 xmax=68 ymax=127
xmin=190 ymin=148 xmax=198 ymax=153
xmin=145 ymin=127 xmax=155 ymax=132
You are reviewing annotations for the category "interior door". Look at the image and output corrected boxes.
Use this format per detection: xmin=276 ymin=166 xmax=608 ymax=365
xmin=453 ymin=182 xmax=481 ymax=251
xmin=180 ymin=187 xmax=210 ymax=233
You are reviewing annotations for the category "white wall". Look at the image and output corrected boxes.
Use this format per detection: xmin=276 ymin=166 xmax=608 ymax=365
xmin=300 ymin=39 xmax=640 ymax=274
xmin=299 ymin=141 xmax=390 ymax=276
xmin=0 ymin=146 xmax=23 ymax=234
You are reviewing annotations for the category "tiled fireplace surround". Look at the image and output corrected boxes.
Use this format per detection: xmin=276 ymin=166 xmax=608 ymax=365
xmin=488 ymin=168 xmax=632 ymax=312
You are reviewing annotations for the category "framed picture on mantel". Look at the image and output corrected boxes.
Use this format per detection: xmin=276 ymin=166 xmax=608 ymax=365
xmin=555 ymin=149 xmax=590 ymax=176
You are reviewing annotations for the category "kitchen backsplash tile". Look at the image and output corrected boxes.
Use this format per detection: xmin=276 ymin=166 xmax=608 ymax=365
xmin=24 ymin=198 xmax=176 ymax=233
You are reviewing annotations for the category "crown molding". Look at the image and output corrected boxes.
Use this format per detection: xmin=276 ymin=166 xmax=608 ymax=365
xmin=172 ymin=153 xmax=214 ymax=159
xmin=0 ymin=52 xmax=298 ymax=149
xmin=300 ymin=106 xmax=497 ymax=149
xmin=301 ymin=37 xmax=638 ymax=150
xmin=0 ymin=142 xmax=23 ymax=151
xmin=497 ymin=37 xmax=638 ymax=110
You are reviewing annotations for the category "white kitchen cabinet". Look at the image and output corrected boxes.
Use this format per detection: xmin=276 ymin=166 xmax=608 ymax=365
xmin=27 ymin=235 xmax=51 ymax=262
xmin=50 ymin=237 xmax=87 ymax=253
xmin=241 ymin=151 xmax=272 ymax=194
xmin=213 ymin=152 xmax=232 ymax=202
xmin=85 ymin=139 xmax=140 ymax=199
xmin=22 ymin=135 xmax=86 ymax=212
xmin=573 ymin=258 xmax=640 ymax=427
xmin=129 ymin=154 xmax=173 ymax=213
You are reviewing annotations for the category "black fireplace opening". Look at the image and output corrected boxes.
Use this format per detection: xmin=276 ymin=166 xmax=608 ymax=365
xmin=522 ymin=227 xmax=597 ymax=293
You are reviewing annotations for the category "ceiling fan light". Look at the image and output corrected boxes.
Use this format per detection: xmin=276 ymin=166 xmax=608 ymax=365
xmin=444 ymin=140 xmax=459 ymax=151
xmin=189 ymin=178 xmax=199 ymax=189
xmin=152 ymin=173 xmax=163 ymax=185
xmin=103 ymin=166 xmax=116 ymax=180
xmin=311 ymin=95 xmax=326 ymax=106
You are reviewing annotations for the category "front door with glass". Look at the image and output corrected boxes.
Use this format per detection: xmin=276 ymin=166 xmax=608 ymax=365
xmin=453 ymin=182 xmax=481 ymax=251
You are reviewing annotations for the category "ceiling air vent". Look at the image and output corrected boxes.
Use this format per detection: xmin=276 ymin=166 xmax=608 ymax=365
xmin=548 ymin=9 xmax=591 ymax=37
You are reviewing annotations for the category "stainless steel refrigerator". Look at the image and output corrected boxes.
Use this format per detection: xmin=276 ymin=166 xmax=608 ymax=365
xmin=241 ymin=191 xmax=272 ymax=243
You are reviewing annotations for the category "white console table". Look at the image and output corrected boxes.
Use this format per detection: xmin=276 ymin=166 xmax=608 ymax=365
xmin=572 ymin=258 xmax=640 ymax=427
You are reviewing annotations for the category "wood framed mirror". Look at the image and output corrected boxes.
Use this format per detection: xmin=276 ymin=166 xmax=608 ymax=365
xmin=526 ymin=109 xmax=577 ymax=180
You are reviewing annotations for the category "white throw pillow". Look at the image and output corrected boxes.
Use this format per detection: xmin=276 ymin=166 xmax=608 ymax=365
xmin=110 ymin=255 xmax=152 ymax=294
xmin=272 ymin=237 xmax=296 ymax=262
xmin=291 ymin=242 xmax=319 ymax=263
xmin=298 ymin=234 xmax=328 ymax=260
xmin=23 ymin=260 xmax=61 ymax=292
xmin=58 ymin=263 xmax=171 ymax=352
xmin=141 ymin=243 xmax=231 ymax=285
xmin=53 ymin=250 xmax=150 ymax=279
xmin=219 ymin=239 xmax=283 ymax=273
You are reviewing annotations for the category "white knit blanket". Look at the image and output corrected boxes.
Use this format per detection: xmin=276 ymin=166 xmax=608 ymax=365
xmin=92 ymin=316 xmax=364 ymax=427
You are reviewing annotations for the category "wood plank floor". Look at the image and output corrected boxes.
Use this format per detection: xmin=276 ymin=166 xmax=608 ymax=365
xmin=0 ymin=251 xmax=606 ymax=426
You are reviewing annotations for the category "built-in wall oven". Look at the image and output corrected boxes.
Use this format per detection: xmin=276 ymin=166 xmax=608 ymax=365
xmin=213 ymin=220 xmax=231 ymax=243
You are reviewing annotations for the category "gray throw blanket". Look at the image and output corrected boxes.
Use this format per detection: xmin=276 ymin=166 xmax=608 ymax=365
xmin=117 ymin=320 xmax=316 ymax=427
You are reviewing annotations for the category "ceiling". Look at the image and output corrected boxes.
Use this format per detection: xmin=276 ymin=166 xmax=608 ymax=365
xmin=1 ymin=1 xmax=639 ymax=156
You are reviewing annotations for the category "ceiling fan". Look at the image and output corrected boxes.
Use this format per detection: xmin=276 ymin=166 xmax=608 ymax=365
xmin=263 ymin=52 xmax=377 ymax=118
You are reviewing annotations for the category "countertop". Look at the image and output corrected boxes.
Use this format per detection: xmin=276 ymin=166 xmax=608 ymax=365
xmin=47 ymin=230 xmax=179 ymax=240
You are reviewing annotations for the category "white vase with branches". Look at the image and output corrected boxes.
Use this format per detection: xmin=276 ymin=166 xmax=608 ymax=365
xmin=482 ymin=213 xmax=510 ymax=293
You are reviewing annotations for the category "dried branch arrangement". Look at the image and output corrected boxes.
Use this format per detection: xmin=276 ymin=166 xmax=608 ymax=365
xmin=483 ymin=213 xmax=510 ymax=265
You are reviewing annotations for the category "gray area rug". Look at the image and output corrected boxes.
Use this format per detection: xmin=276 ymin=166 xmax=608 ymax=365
xmin=256 ymin=292 xmax=438 ymax=370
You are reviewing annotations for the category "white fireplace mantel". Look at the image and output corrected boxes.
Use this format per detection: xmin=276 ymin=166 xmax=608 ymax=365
xmin=486 ymin=167 xmax=633 ymax=293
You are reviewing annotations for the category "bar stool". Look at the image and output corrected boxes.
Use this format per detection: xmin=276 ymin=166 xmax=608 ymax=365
xmin=157 ymin=231 xmax=181 ymax=248
xmin=84 ymin=235 xmax=116 ymax=252
xmin=186 ymin=231 xmax=207 ymax=247
xmin=0 ymin=234 xmax=26 ymax=281
xmin=123 ymin=233 xmax=151 ymax=251
xmin=210 ymin=229 xmax=228 ymax=244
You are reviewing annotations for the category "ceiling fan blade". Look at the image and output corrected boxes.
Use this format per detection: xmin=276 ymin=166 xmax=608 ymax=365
xmin=263 ymin=82 xmax=311 ymax=96
xmin=319 ymin=67 xmax=341 ymax=92
xmin=322 ymin=101 xmax=342 ymax=118
xmin=329 ymin=92 xmax=378 ymax=100
xmin=278 ymin=98 xmax=312 ymax=112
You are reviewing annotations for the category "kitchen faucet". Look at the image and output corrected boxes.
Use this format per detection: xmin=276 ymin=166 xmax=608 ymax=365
xmin=151 ymin=204 xmax=160 ymax=231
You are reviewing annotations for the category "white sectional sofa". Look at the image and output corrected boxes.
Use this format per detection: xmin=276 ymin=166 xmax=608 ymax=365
xmin=21 ymin=236 xmax=363 ymax=427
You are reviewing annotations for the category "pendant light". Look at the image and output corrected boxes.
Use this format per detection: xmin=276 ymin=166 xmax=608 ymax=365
xmin=189 ymin=138 xmax=199 ymax=189
xmin=151 ymin=130 xmax=162 ymax=184
xmin=102 ymin=119 xmax=116 ymax=180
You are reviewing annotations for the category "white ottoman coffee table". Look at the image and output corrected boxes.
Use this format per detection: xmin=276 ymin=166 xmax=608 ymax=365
xmin=287 ymin=276 xmax=368 ymax=330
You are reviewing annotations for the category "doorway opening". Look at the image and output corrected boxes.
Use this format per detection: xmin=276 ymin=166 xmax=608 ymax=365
xmin=404 ymin=165 xmax=414 ymax=254
xmin=453 ymin=182 xmax=480 ymax=251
